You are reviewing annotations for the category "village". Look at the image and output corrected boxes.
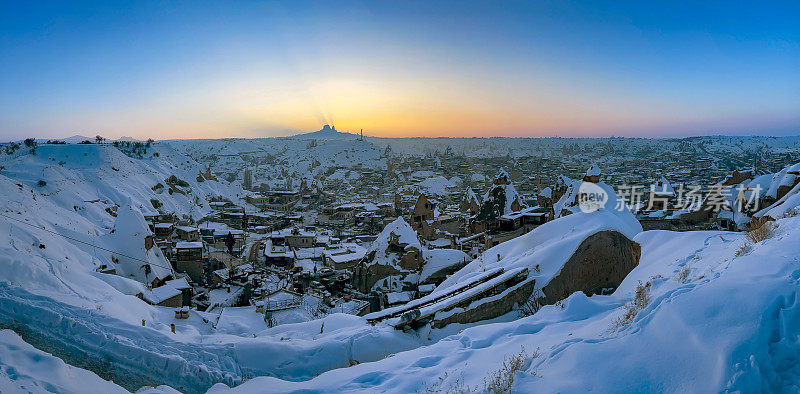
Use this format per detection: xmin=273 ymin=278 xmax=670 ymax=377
xmin=4 ymin=2 xmax=800 ymax=390
xmin=2 ymin=134 xmax=800 ymax=392
xmin=102 ymin=134 xmax=800 ymax=334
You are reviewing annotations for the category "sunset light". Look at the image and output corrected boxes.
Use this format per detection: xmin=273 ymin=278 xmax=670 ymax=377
xmin=1 ymin=1 xmax=798 ymax=140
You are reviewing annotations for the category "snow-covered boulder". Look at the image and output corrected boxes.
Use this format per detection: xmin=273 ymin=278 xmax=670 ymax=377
xmin=419 ymin=248 xmax=470 ymax=284
xmin=431 ymin=183 xmax=642 ymax=326
xmin=752 ymin=162 xmax=800 ymax=221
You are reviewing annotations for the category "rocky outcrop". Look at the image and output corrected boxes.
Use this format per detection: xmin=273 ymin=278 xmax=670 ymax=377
xmin=429 ymin=230 xmax=640 ymax=328
xmin=541 ymin=230 xmax=641 ymax=304
xmin=433 ymin=278 xmax=536 ymax=328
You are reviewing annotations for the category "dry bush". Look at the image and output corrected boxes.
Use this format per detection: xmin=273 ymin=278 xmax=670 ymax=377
xmin=781 ymin=208 xmax=799 ymax=218
xmin=676 ymin=265 xmax=690 ymax=283
xmin=746 ymin=221 xmax=774 ymax=244
xmin=420 ymin=371 xmax=473 ymax=394
xmin=482 ymin=346 xmax=538 ymax=394
xmin=421 ymin=347 xmax=539 ymax=394
xmin=734 ymin=242 xmax=749 ymax=257
xmin=611 ymin=280 xmax=652 ymax=331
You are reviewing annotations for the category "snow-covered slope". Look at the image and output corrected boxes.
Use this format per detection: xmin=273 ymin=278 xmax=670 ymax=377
xmin=0 ymin=143 xmax=246 ymax=315
xmin=0 ymin=329 xmax=129 ymax=393
xmin=3 ymin=137 xmax=800 ymax=393
xmin=168 ymin=137 xmax=387 ymax=189
xmin=0 ymin=143 xmax=245 ymax=222
xmin=102 ymin=203 xmax=175 ymax=285
xmin=438 ymin=183 xmax=641 ymax=297
xmin=207 ymin=214 xmax=800 ymax=393
xmin=0 ymin=144 xmax=415 ymax=391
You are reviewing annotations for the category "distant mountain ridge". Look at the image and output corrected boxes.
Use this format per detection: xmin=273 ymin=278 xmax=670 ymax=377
xmin=290 ymin=125 xmax=360 ymax=140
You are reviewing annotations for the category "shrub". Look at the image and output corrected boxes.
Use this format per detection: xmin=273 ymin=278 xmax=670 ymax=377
xmin=782 ymin=208 xmax=799 ymax=218
xmin=4 ymin=142 xmax=20 ymax=155
xmin=746 ymin=221 xmax=774 ymax=243
xmin=420 ymin=371 xmax=471 ymax=393
xmin=37 ymin=180 xmax=47 ymax=187
xmin=676 ymin=265 xmax=690 ymax=283
xmin=113 ymin=140 xmax=148 ymax=158
xmin=150 ymin=199 xmax=162 ymax=209
xmin=167 ymin=175 xmax=190 ymax=187
xmin=482 ymin=346 xmax=537 ymax=394
xmin=611 ymin=280 xmax=652 ymax=331
xmin=735 ymin=243 xmax=749 ymax=257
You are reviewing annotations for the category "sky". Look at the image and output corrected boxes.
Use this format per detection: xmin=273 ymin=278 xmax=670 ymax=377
xmin=0 ymin=0 xmax=798 ymax=140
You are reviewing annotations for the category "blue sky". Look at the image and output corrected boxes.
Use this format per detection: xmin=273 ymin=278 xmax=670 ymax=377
xmin=1 ymin=0 xmax=798 ymax=140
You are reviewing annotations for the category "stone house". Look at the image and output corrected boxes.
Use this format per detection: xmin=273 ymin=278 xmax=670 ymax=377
xmin=175 ymin=241 xmax=205 ymax=283
xmin=175 ymin=226 xmax=201 ymax=242
xmin=410 ymin=194 xmax=436 ymax=238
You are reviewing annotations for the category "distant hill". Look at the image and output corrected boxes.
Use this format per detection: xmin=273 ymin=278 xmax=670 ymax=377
xmin=290 ymin=125 xmax=360 ymax=140
xmin=117 ymin=136 xmax=142 ymax=142
xmin=61 ymin=135 xmax=96 ymax=143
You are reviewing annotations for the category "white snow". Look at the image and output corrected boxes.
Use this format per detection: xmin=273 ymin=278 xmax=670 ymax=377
xmin=209 ymin=214 xmax=800 ymax=393
xmin=3 ymin=136 xmax=800 ymax=393
xmin=102 ymin=203 xmax=174 ymax=285
xmin=416 ymin=176 xmax=456 ymax=196
xmin=364 ymin=217 xmax=421 ymax=269
xmin=419 ymin=249 xmax=470 ymax=283
xmin=0 ymin=329 xmax=128 ymax=393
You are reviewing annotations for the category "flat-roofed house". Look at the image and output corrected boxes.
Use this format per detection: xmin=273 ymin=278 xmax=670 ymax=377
xmin=324 ymin=243 xmax=367 ymax=270
xmin=175 ymin=241 xmax=205 ymax=283
xmin=175 ymin=226 xmax=201 ymax=242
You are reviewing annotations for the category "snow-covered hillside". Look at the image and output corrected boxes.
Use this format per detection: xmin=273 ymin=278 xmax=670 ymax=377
xmin=0 ymin=143 xmax=418 ymax=391
xmin=2 ymin=138 xmax=800 ymax=393
xmin=206 ymin=213 xmax=800 ymax=392
xmin=167 ymin=137 xmax=386 ymax=191
xmin=0 ymin=143 xmax=245 ymax=221
xmin=0 ymin=329 xmax=130 ymax=393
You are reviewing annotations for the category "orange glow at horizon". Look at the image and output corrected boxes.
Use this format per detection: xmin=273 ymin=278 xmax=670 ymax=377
xmin=45 ymin=72 xmax=798 ymax=141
